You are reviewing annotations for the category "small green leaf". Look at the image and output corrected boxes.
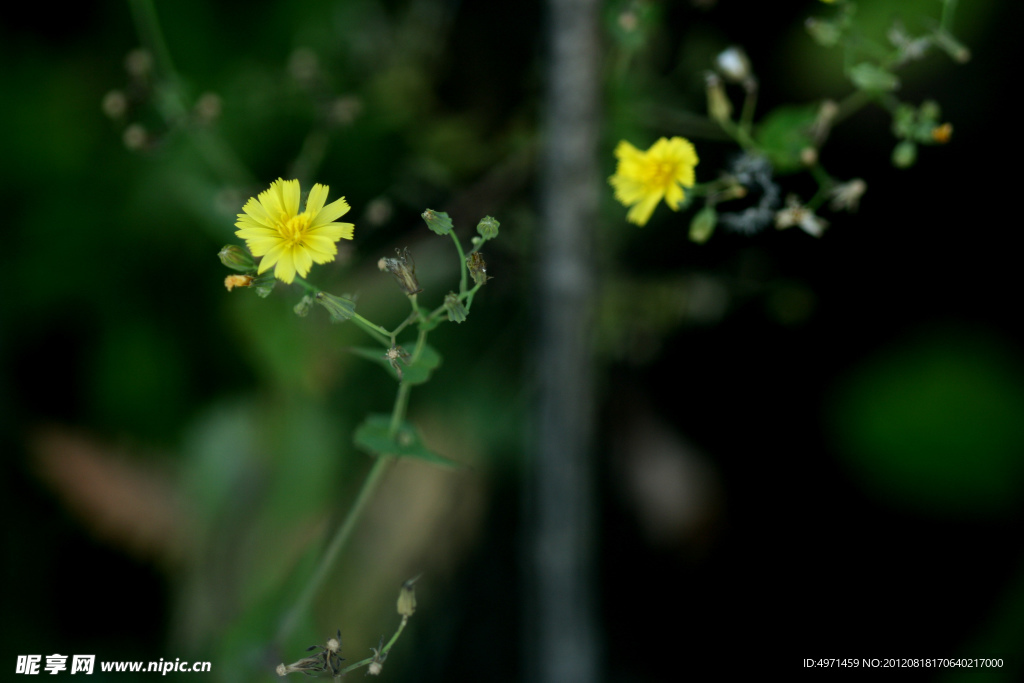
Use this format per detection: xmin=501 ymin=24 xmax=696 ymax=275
xmin=848 ymin=62 xmax=900 ymax=92
xmin=354 ymin=414 xmax=464 ymax=468
xmin=754 ymin=104 xmax=818 ymax=174
xmin=348 ymin=344 xmax=442 ymax=385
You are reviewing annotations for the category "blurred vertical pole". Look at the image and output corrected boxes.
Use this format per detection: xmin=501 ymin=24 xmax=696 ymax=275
xmin=528 ymin=0 xmax=600 ymax=681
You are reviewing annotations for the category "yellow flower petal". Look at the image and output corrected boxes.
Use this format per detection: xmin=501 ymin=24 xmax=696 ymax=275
xmin=609 ymin=136 xmax=699 ymax=227
xmin=233 ymin=179 xmax=356 ymax=283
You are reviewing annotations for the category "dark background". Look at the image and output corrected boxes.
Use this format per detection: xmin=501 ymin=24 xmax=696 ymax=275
xmin=2 ymin=0 xmax=1021 ymax=680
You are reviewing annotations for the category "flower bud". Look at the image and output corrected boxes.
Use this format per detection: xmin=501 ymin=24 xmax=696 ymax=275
xmin=421 ymin=209 xmax=453 ymax=236
xmin=476 ymin=215 xmax=500 ymax=241
xmin=444 ymin=292 xmax=468 ymax=323
xmin=379 ymin=247 xmax=422 ymax=295
xmin=218 ymin=245 xmax=255 ymax=272
xmin=689 ymin=206 xmax=717 ymax=244
xmin=931 ymin=122 xmax=953 ymax=144
xmin=466 ymin=252 xmax=490 ymax=286
xmin=715 ymin=46 xmax=751 ymax=83
xmin=252 ymin=274 xmax=276 ymax=298
xmin=101 ymin=90 xmax=128 ymax=119
xmin=224 ymin=274 xmax=253 ymax=292
xmin=892 ymin=140 xmax=917 ymax=168
xmin=315 ymin=291 xmax=356 ymax=321
xmin=705 ymin=73 xmax=732 ymax=124
xmin=397 ymin=576 xmax=419 ymax=617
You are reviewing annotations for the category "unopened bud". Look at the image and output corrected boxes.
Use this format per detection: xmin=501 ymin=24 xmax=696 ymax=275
xmin=715 ymin=46 xmax=751 ymax=83
xmin=421 ymin=209 xmax=453 ymax=236
xmin=315 ymin=291 xmax=356 ymax=321
xmin=466 ymin=252 xmax=490 ymax=286
xmin=397 ymin=575 xmax=420 ymax=617
xmin=444 ymin=292 xmax=468 ymax=323
xmin=933 ymin=29 xmax=970 ymax=63
xmin=892 ymin=140 xmax=917 ymax=168
xmin=122 ymin=123 xmax=148 ymax=151
xmin=224 ymin=274 xmax=254 ymax=291
xmin=705 ymin=73 xmax=732 ymax=124
xmin=689 ymin=206 xmax=717 ymax=244
xmin=251 ymin=274 xmax=276 ymax=298
xmin=931 ymin=122 xmax=952 ymax=144
xmin=101 ymin=90 xmax=128 ymax=119
xmin=368 ymin=661 xmax=383 ymax=675
xmin=194 ymin=92 xmax=222 ymax=125
xmin=379 ymin=247 xmax=422 ymax=295
xmin=476 ymin=216 xmax=500 ymax=241
xmin=218 ymin=245 xmax=255 ymax=272
xmin=124 ymin=48 xmax=153 ymax=78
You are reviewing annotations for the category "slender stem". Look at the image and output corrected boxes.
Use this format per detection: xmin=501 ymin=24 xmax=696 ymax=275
xmin=274 ymin=453 xmax=394 ymax=645
xmin=389 ymin=375 xmax=413 ymax=438
xmin=128 ymin=0 xmax=256 ymax=187
xmin=128 ymin=0 xmax=179 ymax=85
xmin=449 ymin=231 xmax=468 ymax=294
xmin=294 ymin=277 xmax=392 ymax=346
xmin=337 ymin=615 xmax=409 ymax=676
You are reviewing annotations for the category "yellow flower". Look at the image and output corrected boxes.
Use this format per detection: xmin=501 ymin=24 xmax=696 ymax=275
xmin=609 ymin=137 xmax=699 ymax=226
xmin=234 ymin=178 xmax=354 ymax=284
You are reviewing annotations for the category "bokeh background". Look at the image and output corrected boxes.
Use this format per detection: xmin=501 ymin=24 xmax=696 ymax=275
xmin=3 ymin=0 xmax=1023 ymax=680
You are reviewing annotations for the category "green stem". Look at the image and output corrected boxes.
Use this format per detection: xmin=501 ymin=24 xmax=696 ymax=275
xmin=294 ymin=277 xmax=391 ymax=347
xmin=337 ymin=616 xmax=409 ymax=676
xmin=128 ymin=0 xmax=255 ymax=187
xmin=128 ymin=0 xmax=179 ymax=85
xmin=275 ymin=453 xmax=394 ymax=646
xmin=449 ymin=231 xmax=468 ymax=294
xmin=389 ymin=377 xmax=413 ymax=437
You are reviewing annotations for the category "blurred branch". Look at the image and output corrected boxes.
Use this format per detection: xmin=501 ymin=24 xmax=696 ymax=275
xmin=529 ymin=0 xmax=601 ymax=681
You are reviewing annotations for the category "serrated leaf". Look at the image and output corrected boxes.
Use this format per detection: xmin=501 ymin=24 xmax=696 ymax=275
xmin=353 ymin=414 xmax=464 ymax=468
xmin=754 ymin=104 xmax=819 ymax=174
xmin=348 ymin=344 xmax=442 ymax=385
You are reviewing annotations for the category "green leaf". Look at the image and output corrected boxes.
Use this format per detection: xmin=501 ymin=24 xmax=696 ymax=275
xmin=348 ymin=344 xmax=442 ymax=385
xmin=754 ymin=104 xmax=818 ymax=174
xmin=354 ymin=414 xmax=464 ymax=468
xmin=848 ymin=62 xmax=900 ymax=92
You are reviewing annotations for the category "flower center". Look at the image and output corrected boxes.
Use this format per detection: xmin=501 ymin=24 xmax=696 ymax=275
xmin=278 ymin=212 xmax=312 ymax=247
xmin=643 ymin=160 xmax=677 ymax=189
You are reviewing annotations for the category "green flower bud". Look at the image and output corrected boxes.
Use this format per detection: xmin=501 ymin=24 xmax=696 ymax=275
xmin=444 ymin=292 xmax=468 ymax=323
xmin=689 ymin=205 xmax=717 ymax=244
xmin=251 ymin=274 xmax=276 ymax=298
xmin=218 ymin=245 xmax=255 ymax=272
xmin=421 ymin=209 xmax=453 ymax=236
xmin=397 ymin=576 xmax=420 ymax=617
xmin=705 ymin=73 xmax=732 ymax=124
xmin=315 ymin=291 xmax=356 ymax=321
xmin=892 ymin=140 xmax=917 ymax=168
xmin=476 ymin=216 xmax=500 ymax=241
